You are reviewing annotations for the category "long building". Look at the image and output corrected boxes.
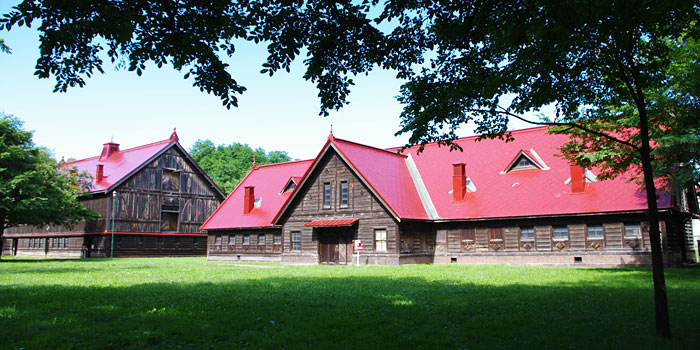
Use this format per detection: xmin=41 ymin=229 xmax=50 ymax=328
xmin=2 ymin=130 xmax=225 ymax=258
xmin=202 ymin=127 xmax=697 ymax=266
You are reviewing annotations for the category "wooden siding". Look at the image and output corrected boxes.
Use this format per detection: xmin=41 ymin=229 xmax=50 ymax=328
xmin=279 ymin=150 xmax=399 ymax=262
xmin=111 ymin=146 xmax=222 ymax=234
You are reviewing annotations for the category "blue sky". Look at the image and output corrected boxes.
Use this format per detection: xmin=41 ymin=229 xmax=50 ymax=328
xmin=0 ymin=2 xmax=532 ymax=161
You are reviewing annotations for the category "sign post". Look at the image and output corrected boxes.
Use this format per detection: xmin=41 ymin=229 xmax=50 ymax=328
xmin=353 ymin=240 xmax=363 ymax=266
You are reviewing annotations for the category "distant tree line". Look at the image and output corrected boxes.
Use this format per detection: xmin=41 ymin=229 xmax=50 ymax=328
xmin=189 ymin=140 xmax=291 ymax=195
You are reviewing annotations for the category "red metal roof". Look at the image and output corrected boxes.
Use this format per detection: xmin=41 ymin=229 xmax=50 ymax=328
xmin=203 ymin=126 xmax=671 ymax=230
xmin=389 ymin=126 xmax=671 ymax=220
xmin=62 ymin=136 xmax=177 ymax=193
xmin=200 ymin=160 xmax=313 ymax=230
xmin=304 ymin=219 xmax=359 ymax=227
xmin=331 ymin=138 xmax=429 ymax=220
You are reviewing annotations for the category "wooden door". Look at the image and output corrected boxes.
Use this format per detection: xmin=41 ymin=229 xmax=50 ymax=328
xmin=319 ymin=231 xmax=339 ymax=264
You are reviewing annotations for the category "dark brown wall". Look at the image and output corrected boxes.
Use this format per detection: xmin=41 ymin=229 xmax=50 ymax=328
xmin=111 ymin=146 xmax=222 ymax=234
xmin=207 ymin=229 xmax=282 ymax=257
xmin=279 ymin=150 xmax=399 ymax=259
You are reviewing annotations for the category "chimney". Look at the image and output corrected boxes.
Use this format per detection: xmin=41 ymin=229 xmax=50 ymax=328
xmin=99 ymin=142 xmax=120 ymax=161
xmin=96 ymin=163 xmax=104 ymax=183
xmin=244 ymin=186 xmax=255 ymax=214
xmin=570 ymin=164 xmax=585 ymax=193
xmin=453 ymin=163 xmax=466 ymax=201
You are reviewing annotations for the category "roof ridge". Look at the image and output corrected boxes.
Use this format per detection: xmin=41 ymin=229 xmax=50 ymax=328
xmin=255 ymin=158 xmax=314 ymax=168
xmin=385 ymin=125 xmax=551 ymax=152
xmin=63 ymin=138 xmax=173 ymax=165
xmin=333 ymin=137 xmax=407 ymax=157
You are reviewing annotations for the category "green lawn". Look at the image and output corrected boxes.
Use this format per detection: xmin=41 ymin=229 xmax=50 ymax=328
xmin=0 ymin=258 xmax=698 ymax=349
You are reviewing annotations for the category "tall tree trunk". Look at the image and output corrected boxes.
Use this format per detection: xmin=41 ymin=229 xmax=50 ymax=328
xmin=0 ymin=222 xmax=4 ymax=260
xmin=637 ymin=100 xmax=672 ymax=338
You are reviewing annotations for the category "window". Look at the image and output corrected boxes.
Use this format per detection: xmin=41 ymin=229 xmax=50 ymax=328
xmin=215 ymin=235 xmax=222 ymax=245
xmin=229 ymin=235 xmax=236 ymax=246
xmin=375 ymin=228 xmax=387 ymax=252
xmin=162 ymin=169 xmax=180 ymax=192
xmin=461 ymin=228 xmax=475 ymax=242
xmin=588 ymin=224 xmax=604 ymax=238
xmin=624 ymin=223 xmax=641 ymax=237
xmin=513 ymin=156 xmax=536 ymax=169
xmin=291 ymin=231 xmax=301 ymax=251
xmin=323 ymin=183 xmax=331 ymax=208
xmin=489 ymin=228 xmax=503 ymax=241
xmin=243 ymin=234 xmax=250 ymax=245
xmin=520 ymin=226 xmax=535 ymax=240
xmin=339 ymin=181 xmax=349 ymax=208
xmin=553 ymin=226 xmax=568 ymax=239
xmin=161 ymin=203 xmax=179 ymax=232
xmin=274 ymin=233 xmax=281 ymax=244
xmin=258 ymin=234 xmax=266 ymax=245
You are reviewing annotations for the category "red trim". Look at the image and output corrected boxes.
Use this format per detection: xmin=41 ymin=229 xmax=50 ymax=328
xmin=2 ymin=232 xmax=208 ymax=238
xmin=109 ymin=232 xmax=208 ymax=237
xmin=304 ymin=219 xmax=359 ymax=227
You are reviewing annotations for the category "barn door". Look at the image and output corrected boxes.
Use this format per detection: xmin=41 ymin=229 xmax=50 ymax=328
xmin=319 ymin=231 xmax=340 ymax=264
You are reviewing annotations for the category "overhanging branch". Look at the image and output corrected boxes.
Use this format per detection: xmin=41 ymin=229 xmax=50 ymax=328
xmin=466 ymin=107 xmax=642 ymax=151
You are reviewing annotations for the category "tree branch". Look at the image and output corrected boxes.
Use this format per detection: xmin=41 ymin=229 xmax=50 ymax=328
xmin=465 ymin=107 xmax=642 ymax=151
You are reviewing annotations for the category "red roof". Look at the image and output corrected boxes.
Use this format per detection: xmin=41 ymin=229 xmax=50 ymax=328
xmin=331 ymin=138 xmax=429 ymax=219
xmin=62 ymin=135 xmax=178 ymax=193
xmin=390 ymin=126 xmax=671 ymax=219
xmin=200 ymin=160 xmax=313 ymax=230
xmin=304 ymin=219 xmax=359 ymax=227
xmin=202 ymin=126 xmax=671 ymax=230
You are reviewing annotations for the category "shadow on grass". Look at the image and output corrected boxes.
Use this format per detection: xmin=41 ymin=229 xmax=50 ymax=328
xmin=1 ymin=270 xmax=699 ymax=350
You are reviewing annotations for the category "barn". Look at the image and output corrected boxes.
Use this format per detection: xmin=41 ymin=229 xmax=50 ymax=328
xmin=202 ymin=126 xmax=698 ymax=266
xmin=2 ymin=130 xmax=225 ymax=258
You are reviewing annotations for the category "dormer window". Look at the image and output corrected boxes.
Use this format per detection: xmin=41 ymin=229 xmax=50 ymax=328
xmin=281 ymin=177 xmax=300 ymax=194
xmin=502 ymin=149 xmax=549 ymax=173
xmin=513 ymin=156 xmax=537 ymax=170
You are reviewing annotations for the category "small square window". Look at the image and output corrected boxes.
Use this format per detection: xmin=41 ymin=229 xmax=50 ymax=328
xmin=553 ymin=226 xmax=568 ymax=240
xmin=520 ymin=226 xmax=535 ymax=240
xmin=624 ymin=223 xmax=641 ymax=237
xmin=588 ymin=224 xmax=604 ymax=238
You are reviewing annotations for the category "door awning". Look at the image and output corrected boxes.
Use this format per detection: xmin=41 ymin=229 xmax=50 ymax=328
xmin=304 ymin=219 xmax=359 ymax=227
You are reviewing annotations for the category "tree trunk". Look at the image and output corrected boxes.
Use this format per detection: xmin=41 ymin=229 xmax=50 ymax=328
xmin=637 ymin=101 xmax=672 ymax=338
xmin=0 ymin=222 xmax=4 ymax=260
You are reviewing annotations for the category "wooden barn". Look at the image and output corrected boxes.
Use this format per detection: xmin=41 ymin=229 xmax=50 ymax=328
xmin=2 ymin=130 xmax=225 ymax=258
xmin=202 ymin=127 xmax=698 ymax=266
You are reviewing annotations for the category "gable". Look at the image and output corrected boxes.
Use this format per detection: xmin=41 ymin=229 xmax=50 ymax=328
xmin=118 ymin=145 xmax=224 ymax=200
xmin=277 ymin=149 xmax=398 ymax=224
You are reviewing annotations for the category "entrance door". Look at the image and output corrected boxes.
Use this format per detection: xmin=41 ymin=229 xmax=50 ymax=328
xmin=12 ymin=239 xmax=18 ymax=256
xmin=318 ymin=228 xmax=354 ymax=265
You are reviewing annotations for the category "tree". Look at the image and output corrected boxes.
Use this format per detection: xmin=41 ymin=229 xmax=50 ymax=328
xmin=189 ymin=139 xmax=291 ymax=195
xmin=0 ymin=37 xmax=10 ymax=54
xmin=3 ymin=0 xmax=698 ymax=337
xmin=0 ymin=114 xmax=98 ymax=258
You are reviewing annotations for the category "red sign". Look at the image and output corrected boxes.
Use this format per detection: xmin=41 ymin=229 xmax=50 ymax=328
xmin=354 ymin=240 xmax=364 ymax=251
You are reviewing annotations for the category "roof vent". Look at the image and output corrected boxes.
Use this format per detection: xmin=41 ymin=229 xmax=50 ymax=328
xmin=99 ymin=142 xmax=120 ymax=161
xmin=570 ymin=165 xmax=585 ymax=193
xmin=244 ymin=186 xmax=255 ymax=214
xmin=453 ymin=163 xmax=466 ymax=201
xmin=96 ymin=163 xmax=104 ymax=183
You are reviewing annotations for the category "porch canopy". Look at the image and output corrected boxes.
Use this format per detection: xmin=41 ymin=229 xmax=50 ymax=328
xmin=303 ymin=219 xmax=359 ymax=227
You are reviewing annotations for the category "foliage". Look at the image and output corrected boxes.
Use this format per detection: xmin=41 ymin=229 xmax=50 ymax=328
xmin=189 ymin=139 xmax=291 ymax=195
xmin=0 ymin=258 xmax=699 ymax=349
xmin=0 ymin=37 xmax=10 ymax=53
xmin=553 ymin=33 xmax=700 ymax=192
xmin=0 ymin=114 xmax=97 ymax=235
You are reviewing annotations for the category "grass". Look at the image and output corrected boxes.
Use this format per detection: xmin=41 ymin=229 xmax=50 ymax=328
xmin=0 ymin=258 xmax=699 ymax=349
